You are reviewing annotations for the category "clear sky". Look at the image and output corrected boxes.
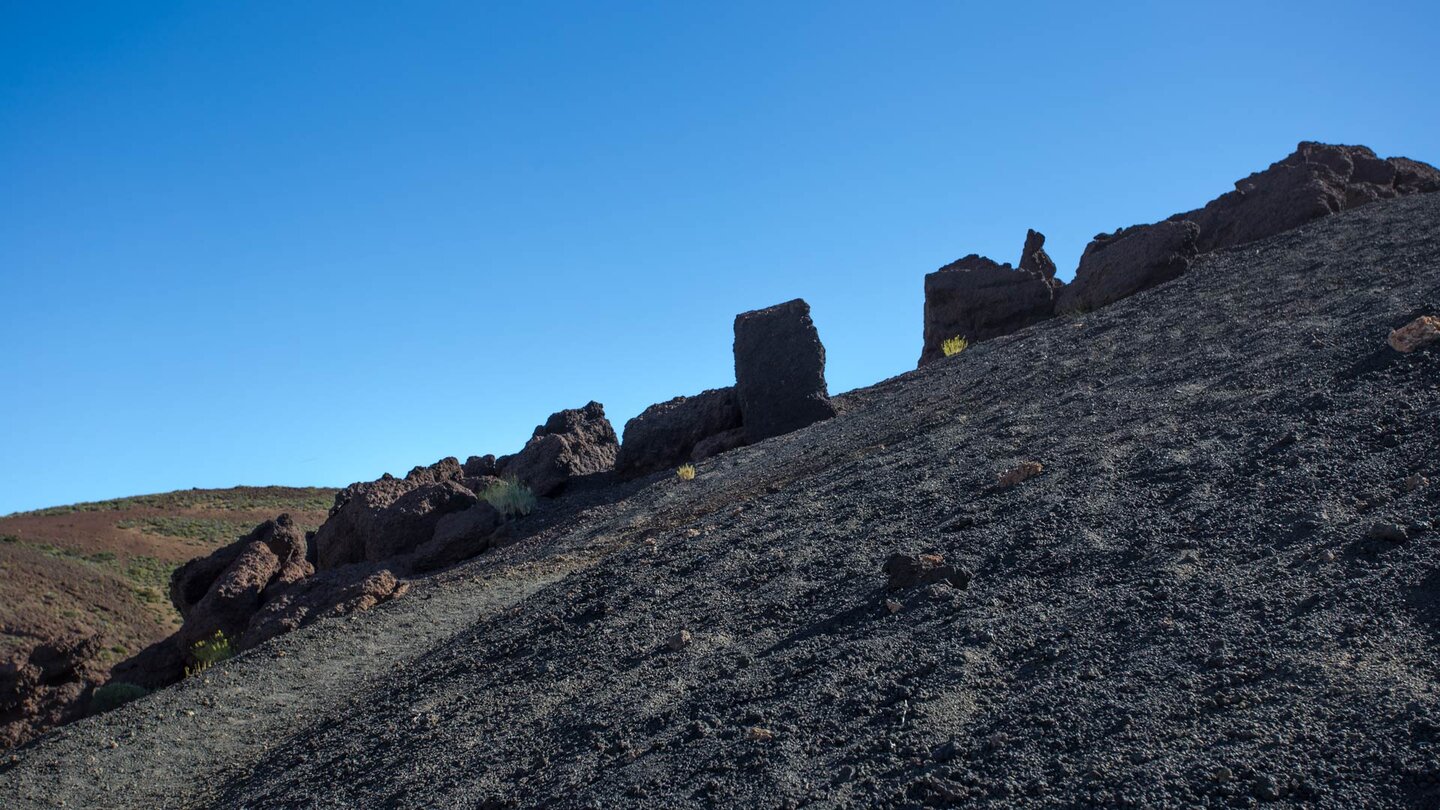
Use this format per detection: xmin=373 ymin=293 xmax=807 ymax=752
xmin=2 ymin=1 xmax=1436 ymax=514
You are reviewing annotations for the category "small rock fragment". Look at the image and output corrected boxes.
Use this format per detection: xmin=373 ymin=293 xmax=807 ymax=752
xmin=667 ymin=630 xmax=692 ymax=652
xmin=1388 ymin=315 xmax=1440 ymax=353
xmin=1404 ymin=474 xmax=1429 ymax=492
xmin=884 ymin=599 xmax=902 ymax=614
xmin=1367 ymin=522 xmax=1409 ymax=544
xmin=998 ymin=461 xmax=1044 ymax=487
xmin=746 ymin=726 xmax=774 ymax=742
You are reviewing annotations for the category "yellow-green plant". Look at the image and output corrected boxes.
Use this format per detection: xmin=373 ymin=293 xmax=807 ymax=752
xmin=481 ymin=476 xmax=537 ymax=518
xmin=185 ymin=630 xmax=233 ymax=677
xmin=942 ymin=335 xmax=969 ymax=357
xmin=676 ymin=463 xmax=696 ymax=482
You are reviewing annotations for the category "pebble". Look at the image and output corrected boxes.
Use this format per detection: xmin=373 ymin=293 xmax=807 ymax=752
xmin=884 ymin=599 xmax=902 ymax=614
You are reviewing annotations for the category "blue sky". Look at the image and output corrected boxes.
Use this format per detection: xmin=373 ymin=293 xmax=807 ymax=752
xmin=2 ymin=1 xmax=1436 ymax=514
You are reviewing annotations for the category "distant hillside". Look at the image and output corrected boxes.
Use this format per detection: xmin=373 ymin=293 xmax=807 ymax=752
xmin=0 ymin=486 xmax=334 ymax=748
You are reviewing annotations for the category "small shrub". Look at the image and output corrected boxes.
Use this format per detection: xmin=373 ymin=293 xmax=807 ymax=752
xmin=941 ymin=335 xmax=969 ymax=357
xmin=91 ymin=682 xmax=149 ymax=714
xmin=676 ymin=464 xmax=697 ymax=482
xmin=185 ymin=629 xmax=234 ymax=677
xmin=481 ymin=477 xmax=537 ymax=518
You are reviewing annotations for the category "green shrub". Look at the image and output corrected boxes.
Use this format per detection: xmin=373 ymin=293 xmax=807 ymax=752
xmin=941 ymin=335 xmax=969 ymax=357
xmin=91 ymin=682 xmax=149 ymax=713
xmin=481 ymin=477 xmax=537 ymax=518
xmin=185 ymin=630 xmax=234 ymax=677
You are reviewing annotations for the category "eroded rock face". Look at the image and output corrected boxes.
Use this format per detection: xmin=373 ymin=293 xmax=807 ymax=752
xmin=1173 ymin=142 xmax=1440 ymax=254
xmin=312 ymin=461 xmax=476 ymax=570
xmin=691 ymin=426 xmax=748 ymax=463
xmin=919 ymin=254 xmax=1059 ymax=366
xmin=409 ymin=502 xmax=504 ymax=574
xmin=0 ymin=635 xmax=104 ymax=750
xmin=240 ymin=566 xmax=405 ymax=650
xmin=1057 ymin=220 xmax=1200 ymax=314
xmin=733 ymin=299 xmax=836 ymax=443
xmin=497 ymin=402 xmax=619 ymax=496
xmin=616 ymin=388 xmax=743 ymax=477
xmin=169 ymin=515 xmax=312 ymax=649
xmin=1019 ymin=229 xmax=1058 ymax=279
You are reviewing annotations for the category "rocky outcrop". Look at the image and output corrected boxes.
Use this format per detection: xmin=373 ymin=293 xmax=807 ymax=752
xmin=409 ymin=502 xmax=504 ymax=573
xmin=919 ymin=253 xmax=1060 ymax=366
xmin=1018 ymin=229 xmax=1057 ymax=279
xmin=239 ymin=566 xmax=405 ymax=650
xmin=733 ymin=299 xmax=837 ymax=443
xmin=615 ymin=388 xmax=743 ymax=477
xmin=462 ymin=455 xmax=497 ymax=477
xmin=496 ymin=402 xmax=619 ymax=496
xmin=1057 ymin=220 xmax=1199 ymax=314
xmin=169 ymin=516 xmax=311 ymax=648
xmin=1172 ymin=142 xmax=1440 ymax=253
xmin=312 ymin=461 xmax=476 ymax=570
xmin=0 ymin=635 xmax=104 ymax=750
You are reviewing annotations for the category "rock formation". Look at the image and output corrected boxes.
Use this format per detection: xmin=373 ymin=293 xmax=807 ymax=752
xmin=0 ymin=636 xmax=104 ymax=750
xmin=1057 ymin=220 xmax=1200 ymax=314
xmin=495 ymin=402 xmax=619 ymax=496
xmin=312 ymin=461 xmax=476 ymax=570
xmin=1172 ymin=141 xmax=1440 ymax=253
xmin=733 ymin=299 xmax=836 ymax=442
xmin=615 ymin=388 xmax=744 ymax=477
xmin=1018 ymin=228 xmax=1057 ymax=279
xmin=919 ymin=250 xmax=1060 ymax=366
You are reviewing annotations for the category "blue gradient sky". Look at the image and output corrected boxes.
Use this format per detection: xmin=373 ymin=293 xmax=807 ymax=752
xmin=2 ymin=2 xmax=1437 ymax=514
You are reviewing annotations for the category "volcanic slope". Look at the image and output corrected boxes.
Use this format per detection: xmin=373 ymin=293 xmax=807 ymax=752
xmin=5 ymin=192 xmax=1440 ymax=808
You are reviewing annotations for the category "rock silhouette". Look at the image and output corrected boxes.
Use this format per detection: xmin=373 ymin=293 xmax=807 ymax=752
xmin=733 ymin=298 xmax=837 ymax=441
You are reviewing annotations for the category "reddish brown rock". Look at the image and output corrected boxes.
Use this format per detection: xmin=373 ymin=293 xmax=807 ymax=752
xmin=997 ymin=461 xmax=1044 ymax=487
xmin=240 ymin=565 xmax=405 ymax=650
xmin=1388 ymin=315 xmax=1440 ymax=353
xmin=1173 ymin=142 xmax=1440 ymax=254
xmin=462 ymin=454 xmax=497 ymax=478
xmin=1057 ymin=220 xmax=1199 ymax=314
xmin=919 ymin=254 xmax=1060 ymax=366
xmin=0 ymin=635 xmax=104 ymax=750
xmin=312 ymin=476 xmax=476 ymax=570
xmin=497 ymin=402 xmax=619 ymax=496
xmin=616 ymin=388 xmax=743 ymax=478
xmin=408 ymin=502 xmax=504 ymax=573
xmin=733 ymin=299 xmax=837 ymax=442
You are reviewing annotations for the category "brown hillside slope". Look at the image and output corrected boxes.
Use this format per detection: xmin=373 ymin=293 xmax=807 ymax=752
xmin=0 ymin=487 xmax=333 ymax=749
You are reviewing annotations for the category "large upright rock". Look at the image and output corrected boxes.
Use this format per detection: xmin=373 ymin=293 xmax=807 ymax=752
xmin=1172 ymin=142 xmax=1440 ymax=253
xmin=615 ymin=388 xmax=743 ymax=477
xmin=497 ymin=402 xmax=619 ymax=496
xmin=312 ymin=459 xmax=476 ymax=570
xmin=1018 ymin=229 xmax=1057 ymax=280
xmin=733 ymin=299 xmax=836 ymax=442
xmin=1057 ymin=220 xmax=1200 ymax=314
xmin=919 ymin=252 xmax=1059 ymax=366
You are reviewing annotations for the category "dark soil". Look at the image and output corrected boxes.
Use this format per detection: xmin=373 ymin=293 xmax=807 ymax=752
xmin=3 ymin=194 xmax=1439 ymax=808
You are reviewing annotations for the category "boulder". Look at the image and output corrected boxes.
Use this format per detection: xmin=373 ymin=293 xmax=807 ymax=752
xmin=168 ymin=515 xmax=312 ymax=649
xmin=0 ymin=635 xmax=104 ymax=750
xmin=1389 ymin=315 xmax=1440 ymax=353
xmin=733 ymin=299 xmax=837 ymax=442
xmin=691 ymin=426 xmax=748 ymax=462
xmin=615 ymin=388 xmax=743 ymax=477
xmin=240 ymin=565 xmax=405 ymax=650
xmin=1172 ymin=142 xmax=1440 ymax=253
xmin=1057 ymin=220 xmax=1200 ymax=314
xmin=462 ymin=454 xmax=497 ymax=477
xmin=497 ymin=402 xmax=619 ymax=496
xmin=1018 ymin=228 xmax=1057 ymax=279
xmin=882 ymin=553 xmax=971 ymax=591
xmin=919 ymin=254 xmax=1059 ymax=366
xmin=408 ymin=502 xmax=504 ymax=573
xmin=312 ymin=475 xmax=476 ymax=569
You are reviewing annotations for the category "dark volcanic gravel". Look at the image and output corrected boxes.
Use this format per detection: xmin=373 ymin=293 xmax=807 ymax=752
xmin=4 ymin=193 xmax=1440 ymax=808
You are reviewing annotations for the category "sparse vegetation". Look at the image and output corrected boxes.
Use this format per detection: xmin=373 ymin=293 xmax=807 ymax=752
xmin=942 ymin=335 xmax=969 ymax=357
xmin=15 ymin=486 xmax=335 ymax=519
xmin=481 ymin=477 xmax=538 ymax=518
xmin=90 ymin=682 xmax=149 ymax=714
xmin=676 ymin=464 xmax=697 ymax=482
xmin=116 ymin=516 xmax=256 ymax=545
xmin=185 ymin=630 xmax=234 ymax=677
